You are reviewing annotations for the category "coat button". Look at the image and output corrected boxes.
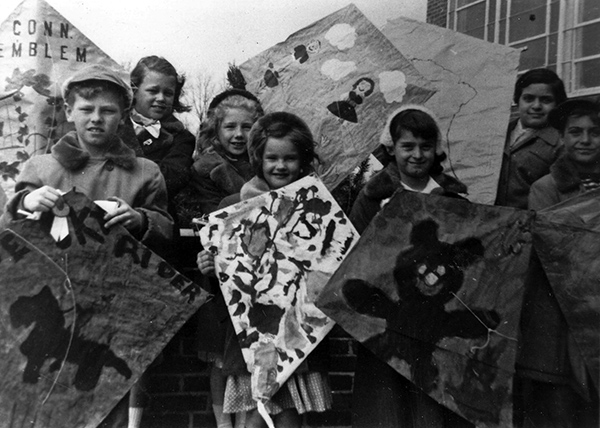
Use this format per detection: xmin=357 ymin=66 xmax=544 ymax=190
xmin=105 ymin=161 xmax=114 ymax=171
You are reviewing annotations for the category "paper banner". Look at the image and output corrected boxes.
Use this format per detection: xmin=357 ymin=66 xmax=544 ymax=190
xmin=317 ymin=191 xmax=534 ymax=427
xmin=0 ymin=190 xmax=208 ymax=427
xmin=0 ymin=0 xmax=123 ymax=198
xmin=239 ymin=4 xmax=435 ymax=190
xmin=381 ymin=17 xmax=520 ymax=204
xmin=200 ymin=175 xmax=358 ymax=404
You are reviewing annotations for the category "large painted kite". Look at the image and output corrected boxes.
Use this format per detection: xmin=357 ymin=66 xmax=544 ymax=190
xmin=200 ymin=175 xmax=358 ymax=423
xmin=0 ymin=191 xmax=208 ymax=427
xmin=239 ymin=4 xmax=435 ymax=190
xmin=317 ymin=191 xmax=535 ymax=427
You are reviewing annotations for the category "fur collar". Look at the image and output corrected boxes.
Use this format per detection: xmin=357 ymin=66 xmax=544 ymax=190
xmin=363 ymin=162 xmax=467 ymax=200
xmin=51 ymin=131 xmax=136 ymax=171
xmin=549 ymin=154 xmax=584 ymax=194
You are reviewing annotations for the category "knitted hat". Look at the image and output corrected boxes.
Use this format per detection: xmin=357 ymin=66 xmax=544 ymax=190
xmin=379 ymin=104 xmax=443 ymax=155
xmin=62 ymin=64 xmax=133 ymax=107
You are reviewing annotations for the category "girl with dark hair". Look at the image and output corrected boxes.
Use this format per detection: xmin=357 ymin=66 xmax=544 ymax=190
xmin=118 ymin=55 xmax=195 ymax=240
xmin=197 ymin=112 xmax=331 ymax=428
xmin=495 ymin=68 xmax=567 ymax=208
xmin=349 ymin=105 xmax=471 ymax=428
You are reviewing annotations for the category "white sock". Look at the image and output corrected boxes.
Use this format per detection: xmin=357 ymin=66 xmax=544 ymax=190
xmin=234 ymin=411 xmax=247 ymax=428
xmin=128 ymin=407 xmax=143 ymax=428
xmin=213 ymin=404 xmax=233 ymax=428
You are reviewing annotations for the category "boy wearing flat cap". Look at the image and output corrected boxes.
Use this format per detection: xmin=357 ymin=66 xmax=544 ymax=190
xmin=3 ymin=64 xmax=173 ymax=246
xmin=516 ymin=98 xmax=600 ymax=428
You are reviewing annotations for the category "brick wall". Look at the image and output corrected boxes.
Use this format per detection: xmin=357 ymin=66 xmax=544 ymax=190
xmin=427 ymin=0 xmax=448 ymax=27
xmin=140 ymin=234 xmax=357 ymax=428
xmin=143 ymin=320 xmax=357 ymax=428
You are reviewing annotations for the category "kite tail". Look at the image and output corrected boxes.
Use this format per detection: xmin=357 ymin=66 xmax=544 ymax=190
xmin=257 ymin=401 xmax=275 ymax=428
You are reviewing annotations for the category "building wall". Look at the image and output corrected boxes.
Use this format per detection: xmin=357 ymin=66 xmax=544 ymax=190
xmin=427 ymin=0 xmax=448 ymax=27
xmin=143 ymin=321 xmax=357 ymax=428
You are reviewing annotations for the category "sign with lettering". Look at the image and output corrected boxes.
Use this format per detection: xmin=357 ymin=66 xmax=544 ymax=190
xmin=0 ymin=0 xmax=123 ymax=198
xmin=239 ymin=4 xmax=435 ymax=190
xmin=0 ymin=190 xmax=208 ymax=427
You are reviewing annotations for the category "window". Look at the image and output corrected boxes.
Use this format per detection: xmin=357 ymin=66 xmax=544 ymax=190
xmin=446 ymin=0 xmax=600 ymax=96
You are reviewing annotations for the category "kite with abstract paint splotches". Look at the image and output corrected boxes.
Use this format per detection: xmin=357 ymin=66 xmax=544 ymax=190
xmin=200 ymin=175 xmax=358 ymax=402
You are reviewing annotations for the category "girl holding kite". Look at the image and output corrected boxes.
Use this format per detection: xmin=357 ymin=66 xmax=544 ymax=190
xmin=191 ymin=89 xmax=264 ymax=428
xmin=197 ymin=112 xmax=332 ymax=428
xmin=119 ymin=55 xmax=195 ymax=251
xmin=349 ymin=105 xmax=472 ymax=428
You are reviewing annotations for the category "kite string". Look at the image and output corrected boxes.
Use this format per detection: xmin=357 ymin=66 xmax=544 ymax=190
xmin=450 ymin=291 xmax=517 ymax=353
xmin=6 ymin=228 xmax=78 ymax=404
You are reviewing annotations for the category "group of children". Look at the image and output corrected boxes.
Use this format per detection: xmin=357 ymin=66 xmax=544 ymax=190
xmin=1 ymin=57 xmax=599 ymax=428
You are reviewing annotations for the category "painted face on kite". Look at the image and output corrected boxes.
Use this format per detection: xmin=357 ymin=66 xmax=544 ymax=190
xmin=218 ymin=107 xmax=254 ymax=157
xmin=517 ymin=83 xmax=556 ymax=129
xmin=388 ymin=130 xmax=436 ymax=182
xmin=356 ymin=79 xmax=373 ymax=96
xmin=307 ymin=39 xmax=321 ymax=54
xmin=262 ymin=136 xmax=302 ymax=189
xmin=65 ymin=91 xmax=123 ymax=156
xmin=134 ymin=70 xmax=176 ymax=120
xmin=562 ymin=115 xmax=600 ymax=169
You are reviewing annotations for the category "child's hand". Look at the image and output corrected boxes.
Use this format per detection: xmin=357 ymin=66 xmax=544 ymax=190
xmin=23 ymin=186 xmax=61 ymax=212
xmin=197 ymin=250 xmax=216 ymax=276
xmin=103 ymin=197 xmax=143 ymax=232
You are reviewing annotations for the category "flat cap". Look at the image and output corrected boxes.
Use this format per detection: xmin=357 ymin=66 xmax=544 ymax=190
xmin=62 ymin=64 xmax=133 ymax=107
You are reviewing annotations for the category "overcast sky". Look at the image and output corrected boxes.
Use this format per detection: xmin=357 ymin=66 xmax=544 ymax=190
xmin=0 ymin=0 xmax=426 ymax=82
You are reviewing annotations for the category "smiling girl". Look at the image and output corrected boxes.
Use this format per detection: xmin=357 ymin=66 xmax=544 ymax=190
xmin=197 ymin=112 xmax=331 ymax=428
xmin=189 ymin=89 xmax=264 ymax=215
xmin=120 ymin=56 xmax=195 ymax=205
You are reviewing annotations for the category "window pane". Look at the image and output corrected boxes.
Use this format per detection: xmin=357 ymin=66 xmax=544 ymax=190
xmin=550 ymin=0 xmax=559 ymax=32
xmin=548 ymin=33 xmax=558 ymax=65
xmin=579 ymin=0 xmax=600 ymax=23
xmin=509 ymin=5 xmax=547 ymax=42
xmin=574 ymin=22 xmax=600 ymax=58
xmin=510 ymin=0 xmax=545 ymax=15
xmin=488 ymin=0 xmax=496 ymax=42
xmin=458 ymin=0 xmax=480 ymax=8
xmin=457 ymin=2 xmax=486 ymax=39
xmin=575 ymin=58 xmax=600 ymax=89
xmin=514 ymin=38 xmax=547 ymax=70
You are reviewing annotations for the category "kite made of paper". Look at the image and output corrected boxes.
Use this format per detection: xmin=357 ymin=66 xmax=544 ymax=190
xmin=531 ymin=190 xmax=600 ymax=394
xmin=199 ymin=175 xmax=358 ymax=406
xmin=381 ymin=17 xmax=520 ymax=204
xmin=0 ymin=0 xmax=123 ymax=198
xmin=317 ymin=191 xmax=534 ymax=428
xmin=0 ymin=190 xmax=208 ymax=428
xmin=239 ymin=4 xmax=435 ymax=189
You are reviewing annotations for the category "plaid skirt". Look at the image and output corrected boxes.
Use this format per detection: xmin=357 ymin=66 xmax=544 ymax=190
xmin=223 ymin=371 xmax=332 ymax=415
